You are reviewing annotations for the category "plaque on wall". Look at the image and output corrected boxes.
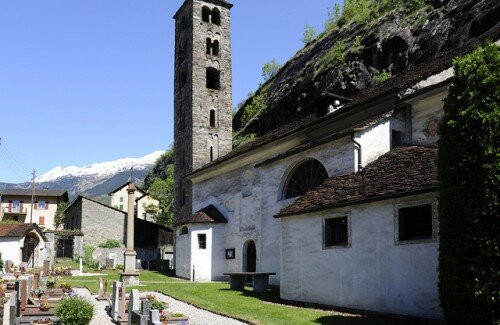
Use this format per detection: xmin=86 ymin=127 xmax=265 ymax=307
xmin=225 ymin=248 xmax=235 ymax=260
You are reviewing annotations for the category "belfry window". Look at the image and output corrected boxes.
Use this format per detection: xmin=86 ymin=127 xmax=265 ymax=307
xmin=211 ymin=8 xmax=221 ymax=25
xmin=206 ymin=67 xmax=220 ymax=90
xmin=210 ymin=146 xmax=214 ymax=162
xmin=283 ymin=159 xmax=328 ymax=199
xmin=209 ymin=109 xmax=216 ymax=127
xmin=206 ymin=38 xmax=220 ymax=56
xmin=180 ymin=226 xmax=188 ymax=235
xmin=202 ymin=6 xmax=210 ymax=23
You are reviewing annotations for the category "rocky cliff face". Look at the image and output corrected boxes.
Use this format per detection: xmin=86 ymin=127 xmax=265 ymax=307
xmin=233 ymin=0 xmax=500 ymax=143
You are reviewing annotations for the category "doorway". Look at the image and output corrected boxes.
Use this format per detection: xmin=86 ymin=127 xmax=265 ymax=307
xmin=245 ymin=240 xmax=256 ymax=273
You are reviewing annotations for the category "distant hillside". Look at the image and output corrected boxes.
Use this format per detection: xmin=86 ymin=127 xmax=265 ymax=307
xmin=0 ymin=151 xmax=164 ymax=199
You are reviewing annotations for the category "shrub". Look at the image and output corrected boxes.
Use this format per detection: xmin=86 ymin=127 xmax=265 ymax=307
xmin=240 ymin=93 xmax=266 ymax=127
xmin=83 ymin=245 xmax=99 ymax=270
xmin=315 ymin=41 xmax=346 ymax=78
xmin=373 ymin=69 xmax=392 ymax=84
xmin=98 ymin=239 xmax=121 ymax=249
xmin=261 ymin=60 xmax=282 ymax=81
xmin=302 ymin=24 xmax=318 ymax=45
xmin=115 ymin=264 xmax=124 ymax=271
xmin=0 ymin=256 xmax=3 ymax=270
xmin=55 ymin=297 xmax=94 ymax=325
xmin=437 ymin=43 xmax=499 ymax=324
xmin=151 ymin=299 xmax=167 ymax=311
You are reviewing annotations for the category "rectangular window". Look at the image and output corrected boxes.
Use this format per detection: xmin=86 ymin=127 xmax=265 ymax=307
xmin=142 ymin=213 xmax=147 ymax=219
xmin=120 ymin=197 xmax=124 ymax=202
xmin=391 ymin=130 xmax=403 ymax=148
xmin=38 ymin=201 xmax=46 ymax=210
xmin=198 ymin=234 xmax=207 ymax=249
xmin=39 ymin=216 xmax=45 ymax=225
xmin=398 ymin=204 xmax=433 ymax=241
xmin=324 ymin=217 xmax=349 ymax=247
xmin=120 ymin=205 xmax=124 ymax=210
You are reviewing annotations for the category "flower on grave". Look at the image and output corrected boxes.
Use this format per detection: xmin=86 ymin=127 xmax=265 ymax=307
xmin=159 ymin=309 xmax=169 ymax=321
xmin=170 ymin=311 xmax=186 ymax=318
xmin=34 ymin=288 xmax=45 ymax=297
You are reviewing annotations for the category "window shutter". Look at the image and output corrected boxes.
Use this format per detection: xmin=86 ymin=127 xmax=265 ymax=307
xmin=20 ymin=201 xmax=24 ymax=212
xmin=39 ymin=216 xmax=45 ymax=225
xmin=45 ymin=201 xmax=49 ymax=210
xmin=8 ymin=201 xmax=12 ymax=212
xmin=34 ymin=201 xmax=38 ymax=210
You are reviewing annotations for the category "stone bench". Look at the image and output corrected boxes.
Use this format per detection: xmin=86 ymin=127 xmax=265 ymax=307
xmin=224 ymin=272 xmax=276 ymax=293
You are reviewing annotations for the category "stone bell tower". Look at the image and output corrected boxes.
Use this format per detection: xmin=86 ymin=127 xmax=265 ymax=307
xmin=173 ymin=0 xmax=233 ymax=222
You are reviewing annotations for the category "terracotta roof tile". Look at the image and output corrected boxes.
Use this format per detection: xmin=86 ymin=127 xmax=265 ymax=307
xmin=0 ymin=223 xmax=39 ymax=238
xmin=276 ymin=146 xmax=438 ymax=217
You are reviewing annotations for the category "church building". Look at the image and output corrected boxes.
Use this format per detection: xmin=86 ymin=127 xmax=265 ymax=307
xmin=170 ymin=0 xmax=494 ymax=319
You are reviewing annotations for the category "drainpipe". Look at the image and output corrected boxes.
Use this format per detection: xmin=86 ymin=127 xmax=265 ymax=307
xmin=351 ymin=133 xmax=363 ymax=172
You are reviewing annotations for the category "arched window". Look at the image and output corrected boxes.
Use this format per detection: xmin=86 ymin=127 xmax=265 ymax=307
xmin=210 ymin=146 xmax=214 ymax=161
xmin=211 ymin=8 xmax=221 ymax=25
xmin=180 ymin=226 xmax=188 ymax=235
xmin=206 ymin=67 xmax=220 ymax=90
xmin=206 ymin=38 xmax=212 ymax=55
xmin=202 ymin=6 xmax=210 ymax=23
xmin=209 ymin=109 xmax=216 ymax=127
xmin=282 ymin=159 xmax=328 ymax=199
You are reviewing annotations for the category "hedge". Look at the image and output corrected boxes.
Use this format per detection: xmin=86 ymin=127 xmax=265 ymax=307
xmin=437 ymin=43 xmax=499 ymax=324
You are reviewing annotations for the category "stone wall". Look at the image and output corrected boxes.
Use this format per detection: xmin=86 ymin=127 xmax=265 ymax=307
xmin=80 ymin=198 xmax=127 ymax=248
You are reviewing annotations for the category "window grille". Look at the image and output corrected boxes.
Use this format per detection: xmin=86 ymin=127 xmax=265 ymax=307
xmin=198 ymin=234 xmax=207 ymax=249
xmin=283 ymin=159 xmax=328 ymax=199
xmin=324 ymin=217 xmax=348 ymax=247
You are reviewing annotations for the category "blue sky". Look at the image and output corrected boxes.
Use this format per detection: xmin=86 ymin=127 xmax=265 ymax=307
xmin=0 ymin=0 xmax=339 ymax=183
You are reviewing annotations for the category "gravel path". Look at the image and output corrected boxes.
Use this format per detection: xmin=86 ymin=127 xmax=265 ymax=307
xmin=73 ymin=288 xmax=245 ymax=325
xmin=144 ymin=291 xmax=246 ymax=325
xmin=73 ymin=288 xmax=114 ymax=325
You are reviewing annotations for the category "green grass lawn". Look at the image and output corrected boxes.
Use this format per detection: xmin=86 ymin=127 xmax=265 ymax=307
xmin=56 ymin=268 xmax=400 ymax=325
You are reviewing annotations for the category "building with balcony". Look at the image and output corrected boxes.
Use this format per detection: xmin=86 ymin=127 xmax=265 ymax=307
xmin=0 ymin=189 xmax=69 ymax=230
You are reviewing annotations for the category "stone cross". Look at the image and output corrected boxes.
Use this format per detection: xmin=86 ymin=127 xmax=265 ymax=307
xmin=20 ymin=280 xmax=27 ymax=311
xmin=111 ymin=281 xmax=122 ymax=321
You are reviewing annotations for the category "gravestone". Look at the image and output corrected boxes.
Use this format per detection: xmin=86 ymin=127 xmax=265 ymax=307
xmin=43 ymin=260 xmax=50 ymax=276
xmin=33 ymin=271 xmax=40 ymax=290
xmin=127 ymin=289 xmax=140 ymax=325
xmin=118 ymin=285 xmax=128 ymax=322
xmin=5 ymin=260 xmax=13 ymax=273
xmin=111 ymin=281 xmax=122 ymax=321
xmin=98 ymin=277 xmax=109 ymax=300
xmin=106 ymin=258 xmax=114 ymax=270
xmin=20 ymin=280 xmax=27 ymax=311
xmin=148 ymin=309 xmax=162 ymax=325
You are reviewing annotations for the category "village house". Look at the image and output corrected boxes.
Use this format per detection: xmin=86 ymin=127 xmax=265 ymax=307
xmin=63 ymin=195 xmax=173 ymax=268
xmin=0 ymin=189 xmax=69 ymax=230
xmin=109 ymin=182 xmax=146 ymax=212
xmin=135 ymin=193 xmax=160 ymax=222
xmin=170 ymin=0 xmax=498 ymax=319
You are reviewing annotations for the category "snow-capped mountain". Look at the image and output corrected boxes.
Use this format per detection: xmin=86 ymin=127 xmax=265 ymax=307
xmin=36 ymin=151 xmax=164 ymax=183
xmin=0 ymin=151 xmax=164 ymax=199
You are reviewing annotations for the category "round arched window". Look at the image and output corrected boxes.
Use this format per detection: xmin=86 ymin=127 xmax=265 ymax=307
xmin=180 ymin=226 xmax=188 ymax=235
xmin=283 ymin=159 xmax=328 ymax=199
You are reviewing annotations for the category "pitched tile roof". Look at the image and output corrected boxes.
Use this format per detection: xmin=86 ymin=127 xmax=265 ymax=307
xmin=0 ymin=223 xmax=46 ymax=240
xmin=276 ymin=146 xmax=438 ymax=218
xmin=174 ymin=205 xmax=228 ymax=227
xmin=0 ymin=189 xmax=69 ymax=201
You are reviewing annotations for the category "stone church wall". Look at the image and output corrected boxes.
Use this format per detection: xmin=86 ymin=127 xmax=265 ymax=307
xmin=280 ymin=192 xmax=441 ymax=318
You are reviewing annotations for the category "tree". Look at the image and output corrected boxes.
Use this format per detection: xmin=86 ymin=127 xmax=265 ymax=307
xmin=261 ymin=60 xmax=282 ymax=81
xmin=437 ymin=43 xmax=499 ymax=324
xmin=144 ymin=148 xmax=174 ymax=190
xmin=147 ymin=166 xmax=175 ymax=227
xmin=302 ymin=24 xmax=318 ymax=44
xmin=54 ymin=201 xmax=69 ymax=229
